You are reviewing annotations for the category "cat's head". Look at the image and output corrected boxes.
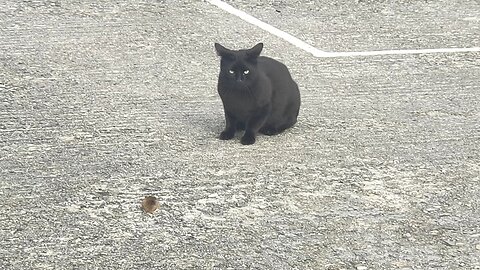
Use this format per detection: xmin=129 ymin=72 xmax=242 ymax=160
xmin=215 ymin=43 xmax=263 ymax=85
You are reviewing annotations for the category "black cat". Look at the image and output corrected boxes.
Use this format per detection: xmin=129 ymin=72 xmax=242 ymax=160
xmin=215 ymin=43 xmax=301 ymax=145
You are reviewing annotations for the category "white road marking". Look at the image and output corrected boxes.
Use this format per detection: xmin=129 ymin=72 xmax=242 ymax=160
xmin=207 ymin=0 xmax=480 ymax=58
xmin=206 ymin=0 xmax=328 ymax=57
xmin=322 ymin=47 xmax=480 ymax=57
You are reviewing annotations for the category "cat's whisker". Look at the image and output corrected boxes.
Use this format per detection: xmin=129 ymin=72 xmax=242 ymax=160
xmin=246 ymin=85 xmax=255 ymax=99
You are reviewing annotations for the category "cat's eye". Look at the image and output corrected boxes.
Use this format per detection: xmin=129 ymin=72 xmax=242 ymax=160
xmin=243 ymin=70 xmax=250 ymax=75
xmin=228 ymin=70 xmax=235 ymax=74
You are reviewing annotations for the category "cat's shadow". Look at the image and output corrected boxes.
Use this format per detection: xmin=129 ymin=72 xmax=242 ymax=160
xmin=182 ymin=112 xmax=268 ymax=144
xmin=181 ymin=111 xmax=225 ymax=141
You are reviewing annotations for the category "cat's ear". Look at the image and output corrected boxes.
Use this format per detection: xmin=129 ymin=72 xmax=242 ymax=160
xmin=215 ymin=43 xmax=234 ymax=58
xmin=246 ymin=43 xmax=263 ymax=59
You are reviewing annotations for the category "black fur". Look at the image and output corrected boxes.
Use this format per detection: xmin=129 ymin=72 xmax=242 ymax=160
xmin=215 ymin=43 xmax=301 ymax=145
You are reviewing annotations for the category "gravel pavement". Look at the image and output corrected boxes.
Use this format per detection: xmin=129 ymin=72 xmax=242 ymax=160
xmin=1 ymin=0 xmax=479 ymax=269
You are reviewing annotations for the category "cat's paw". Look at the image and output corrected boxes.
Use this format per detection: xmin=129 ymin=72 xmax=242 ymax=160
xmin=219 ymin=130 xmax=235 ymax=140
xmin=240 ymin=134 xmax=256 ymax=145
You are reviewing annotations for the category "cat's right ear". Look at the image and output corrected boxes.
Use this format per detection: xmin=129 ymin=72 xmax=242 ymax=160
xmin=246 ymin=43 xmax=263 ymax=59
xmin=215 ymin=43 xmax=234 ymax=58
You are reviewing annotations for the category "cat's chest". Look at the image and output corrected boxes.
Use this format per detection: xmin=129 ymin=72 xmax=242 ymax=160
xmin=219 ymin=87 xmax=268 ymax=119
xmin=221 ymin=92 xmax=257 ymax=117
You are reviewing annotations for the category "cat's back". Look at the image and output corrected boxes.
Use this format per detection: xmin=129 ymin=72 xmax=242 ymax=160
xmin=257 ymin=56 xmax=294 ymax=81
xmin=257 ymin=56 xmax=298 ymax=95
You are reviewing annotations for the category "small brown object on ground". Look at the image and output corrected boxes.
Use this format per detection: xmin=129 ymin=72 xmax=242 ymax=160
xmin=141 ymin=196 xmax=159 ymax=214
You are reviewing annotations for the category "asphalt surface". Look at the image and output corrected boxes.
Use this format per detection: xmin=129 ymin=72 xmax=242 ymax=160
xmin=1 ymin=0 xmax=479 ymax=269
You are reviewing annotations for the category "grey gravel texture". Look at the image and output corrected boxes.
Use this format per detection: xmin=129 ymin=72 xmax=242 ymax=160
xmin=1 ymin=0 xmax=479 ymax=269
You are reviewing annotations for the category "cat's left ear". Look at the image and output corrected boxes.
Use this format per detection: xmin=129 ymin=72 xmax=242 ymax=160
xmin=246 ymin=43 xmax=263 ymax=59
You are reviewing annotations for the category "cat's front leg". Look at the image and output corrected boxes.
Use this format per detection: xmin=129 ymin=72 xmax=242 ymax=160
xmin=241 ymin=105 xmax=271 ymax=145
xmin=219 ymin=111 xmax=237 ymax=140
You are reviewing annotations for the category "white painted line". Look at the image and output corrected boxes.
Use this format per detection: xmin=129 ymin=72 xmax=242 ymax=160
xmin=206 ymin=0 xmax=330 ymax=57
xmin=207 ymin=0 xmax=480 ymax=58
xmin=322 ymin=47 xmax=480 ymax=57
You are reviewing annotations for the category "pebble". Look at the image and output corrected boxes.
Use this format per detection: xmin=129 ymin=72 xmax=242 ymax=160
xmin=208 ymin=193 xmax=219 ymax=198
xmin=141 ymin=196 xmax=160 ymax=214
